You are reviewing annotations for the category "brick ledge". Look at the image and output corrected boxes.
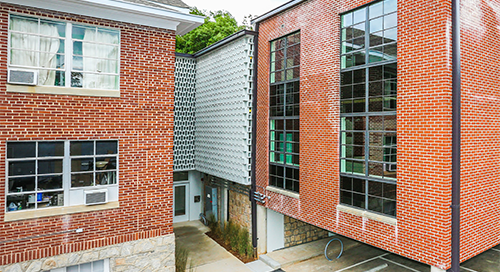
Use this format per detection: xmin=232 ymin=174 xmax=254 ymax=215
xmin=336 ymin=204 xmax=397 ymax=226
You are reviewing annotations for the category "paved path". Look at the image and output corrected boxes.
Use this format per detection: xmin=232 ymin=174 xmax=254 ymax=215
xmin=174 ymin=221 xmax=252 ymax=272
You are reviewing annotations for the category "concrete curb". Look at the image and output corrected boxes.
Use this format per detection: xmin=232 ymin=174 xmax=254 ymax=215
xmin=259 ymin=255 xmax=281 ymax=270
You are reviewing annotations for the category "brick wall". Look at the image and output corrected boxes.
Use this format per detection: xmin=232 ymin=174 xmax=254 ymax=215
xmin=284 ymin=215 xmax=328 ymax=248
xmin=256 ymin=0 xmax=454 ymax=269
xmin=0 ymin=3 xmax=176 ymax=266
xmin=460 ymin=0 xmax=500 ymax=263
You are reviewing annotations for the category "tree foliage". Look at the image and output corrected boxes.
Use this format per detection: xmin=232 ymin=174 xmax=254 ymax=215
xmin=176 ymin=8 xmax=247 ymax=54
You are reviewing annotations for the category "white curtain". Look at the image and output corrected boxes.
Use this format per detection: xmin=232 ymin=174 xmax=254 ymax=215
xmin=38 ymin=24 xmax=60 ymax=86
xmin=10 ymin=17 xmax=60 ymax=86
xmin=82 ymin=29 xmax=118 ymax=89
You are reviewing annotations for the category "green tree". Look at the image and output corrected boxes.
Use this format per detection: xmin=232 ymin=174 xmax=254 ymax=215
xmin=176 ymin=8 xmax=245 ymax=54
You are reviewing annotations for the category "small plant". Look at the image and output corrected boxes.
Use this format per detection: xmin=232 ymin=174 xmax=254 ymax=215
xmin=238 ymin=228 xmax=249 ymax=256
xmin=246 ymin=239 xmax=254 ymax=259
xmin=230 ymin=223 xmax=241 ymax=251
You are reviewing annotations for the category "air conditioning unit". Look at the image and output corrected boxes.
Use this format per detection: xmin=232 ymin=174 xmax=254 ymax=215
xmin=84 ymin=189 xmax=108 ymax=205
xmin=7 ymin=69 xmax=38 ymax=85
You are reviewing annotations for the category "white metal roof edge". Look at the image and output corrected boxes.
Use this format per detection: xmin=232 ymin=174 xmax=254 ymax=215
xmin=0 ymin=0 xmax=204 ymax=35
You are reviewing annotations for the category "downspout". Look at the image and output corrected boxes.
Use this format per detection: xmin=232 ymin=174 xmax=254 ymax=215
xmin=250 ymin=22 xmax=260 ymax=255
xmin=449 ymin=0 xmax=461 ymax=271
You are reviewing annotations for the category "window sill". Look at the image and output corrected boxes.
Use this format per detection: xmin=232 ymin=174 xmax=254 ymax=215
xmin=336 ymin=204 xmax=397 ymax=226
xmin=4 ymin=201 xmax=120 ymax=222
xmin=266 ymin=186 xmax=300 ymax=199
xmin=6 ymin=84 xmax=120 ymax=98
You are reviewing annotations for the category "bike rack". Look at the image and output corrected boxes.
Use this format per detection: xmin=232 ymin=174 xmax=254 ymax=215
xmin=324 ymin=238 xmax=344 ymax=261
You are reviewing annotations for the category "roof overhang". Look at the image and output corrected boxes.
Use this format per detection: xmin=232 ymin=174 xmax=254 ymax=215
xmin=252 ymin=0 xmax=306 ymax=24
xmin=0 ymin=0 xmax=203 ymax=35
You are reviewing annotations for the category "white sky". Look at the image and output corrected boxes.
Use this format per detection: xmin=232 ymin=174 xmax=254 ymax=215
xmin=183 ymin=0 xmax=290 ymax=24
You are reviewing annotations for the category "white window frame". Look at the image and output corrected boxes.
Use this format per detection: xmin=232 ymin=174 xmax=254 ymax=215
xmin=51 ymin=259 xmax=110 ymax=272
xmin=5 ymin=140 xmax=119 ymax=213
xmin=7 ymin=13 xmax=121 ymax=91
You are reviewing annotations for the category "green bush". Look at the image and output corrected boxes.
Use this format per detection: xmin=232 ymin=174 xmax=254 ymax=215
xmin=229 ymin=222 xmax=240 ymax=251
xmin=238 ymin=228 xmax=249 ymax=256
xmin=246 ymin=239 xmax=254 ymax=259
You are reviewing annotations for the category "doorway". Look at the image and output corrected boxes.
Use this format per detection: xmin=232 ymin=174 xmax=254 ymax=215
xmin=174 ymin=182 xmax=189 ymax=223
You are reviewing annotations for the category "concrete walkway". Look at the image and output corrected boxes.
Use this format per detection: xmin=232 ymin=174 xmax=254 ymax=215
xmin=174 ymin=221 xmax=253 ymax=272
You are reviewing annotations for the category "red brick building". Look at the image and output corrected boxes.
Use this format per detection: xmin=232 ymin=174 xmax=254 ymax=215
xmin=252 ymin=0 xmax=496 ymax=270
xmin=0 ymin=0 xmax=202 ymax=270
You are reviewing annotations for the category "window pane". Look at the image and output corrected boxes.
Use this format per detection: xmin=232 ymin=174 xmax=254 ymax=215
xmin=173 ymin=171 xmax=189 ymax=181
xmin=8 ymin=177 xmax=35 ymax=193
xmin=38 ymin=175 xmax=63 ymax=190
xmin=96 ymin=141 xmax=118 ymax=155
xmin=7 ymin=142 xmax=36 ymax=158
xmin=96 ymin=157 xmax=117 ymax=170
xmin=80 ymin=262 xmax=92 ymax=272
xmin=96 ymin=171 xmax=117 ymax=185
xmin=7 ymin=194 xmax=35 ymax=211
xmin=98 ymin=29 xmax=120 ymax=44
xmin=38 ymin=159 xmax=63 ymax=174
xmin=71 ymin=158 xmax=94 ymax=172
xmin=353 ymin=193 xmax=365 ymax=208
xmin=38 ymin=142 xmax=64 ymax=157
xmin=72 ymin=25 xmax=95 ymax=40
xmin=384 ymin=13 xmax=397 ymax=29
xmin=341 ymin=13 xmax=353 ymax=27
xmin=384 ymin=0 xmax=397 ymax=14
xmin=40 ymin=19 xmax=66 ymax=38
xmin=10 ymin=15 xmax=38 ymax=32
xmin=9 ymin=161 xmax=35 ymax=176
xmin=37 ymin=192 xmax=64 ymax=209
xmin=71 ymin=173 xmax=94 ymax=187
xmin=369 ymin=1 xmax=383 ymax=19
xmin=93 ymin=260 xmax=105 ymax=272
xmin=71 ymin=141 xmax=94 ymax=156
xmin=353 ymin=8 xmax=366 ymax=24
xmin=368 ymin=196 xmax=383 ymax=213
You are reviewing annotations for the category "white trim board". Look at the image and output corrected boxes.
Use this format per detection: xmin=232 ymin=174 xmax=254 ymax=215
xmin=0 ymin=0 xmax=204 ymax=35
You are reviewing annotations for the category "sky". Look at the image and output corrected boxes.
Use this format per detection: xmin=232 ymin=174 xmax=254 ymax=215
xmin=183 ymin=0 xmax=290 ymax=24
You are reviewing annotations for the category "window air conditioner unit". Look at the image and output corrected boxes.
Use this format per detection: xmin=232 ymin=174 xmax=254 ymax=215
xmin=7 ymin=69 xmax=38 ymax=85
xmin=84 ymin=189 xmax=108 ymax=205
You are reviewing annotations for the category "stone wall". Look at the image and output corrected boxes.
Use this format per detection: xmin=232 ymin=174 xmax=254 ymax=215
xmin=284 ymin=216 xmax=328 ymax=248
xmin=0 ymin=234 xmax=175 ymax=272
xmin=228 ymin=190 xmax=252 ymax=234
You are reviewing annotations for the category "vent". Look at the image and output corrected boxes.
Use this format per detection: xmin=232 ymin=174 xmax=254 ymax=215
xmin=8 ymin=69 xmax=38 ymax=85
xmin=84 ymin=190 xmax=108 ymax=205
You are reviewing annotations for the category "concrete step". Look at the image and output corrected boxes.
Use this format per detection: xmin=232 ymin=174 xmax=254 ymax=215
xmin=259 ymin=255 xmax=281 ymax=270
xmin=246 ymin=259 xmax=274 ymax=272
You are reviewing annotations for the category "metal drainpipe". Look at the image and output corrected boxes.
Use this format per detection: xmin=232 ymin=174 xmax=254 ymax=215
xmin=250 ymin=22 xmax=260 ymax=255
xmin=449 ymin=0 xmax=461 ymax=271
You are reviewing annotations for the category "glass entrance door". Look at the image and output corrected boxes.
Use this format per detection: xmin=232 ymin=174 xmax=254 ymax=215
xmin=173 ymin=183 xmax=189 ymax=222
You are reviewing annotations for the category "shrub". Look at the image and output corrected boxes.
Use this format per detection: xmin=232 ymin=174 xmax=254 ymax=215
xmin=246 ymin=239 xmax=254 ymax=259
xmin=238 ymin=228 xmax=249 ymax=256
xmin=229 ymin=222 xmax=240 ymax=251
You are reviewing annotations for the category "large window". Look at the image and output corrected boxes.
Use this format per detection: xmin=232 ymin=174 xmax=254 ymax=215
xmin=269 ymin=32 xmax=300 ymax=193
xmin=6 ymin=141 xmax=118 ymax=212
xmin=8 ymin=14 xmax=119 ymax=90
xmin=339 ymin=0 xmax=397 ymax=217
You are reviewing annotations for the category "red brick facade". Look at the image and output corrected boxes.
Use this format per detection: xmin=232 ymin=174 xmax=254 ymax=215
xmin=0 ymin=3 xmax=175 ymax=266
xmin=460 ymin=0 xmax=500 ymax=263
xmin=254 ymin=0 xmax=481 ymax=269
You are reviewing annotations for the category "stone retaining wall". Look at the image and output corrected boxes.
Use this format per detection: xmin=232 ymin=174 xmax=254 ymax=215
xmin=284 ymin=216 xmax=329 ymax=248
xmin=0 ymin=234 xmax=175 ymax=272
xmin=228 ymin=190 xmax=252 ymax=234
